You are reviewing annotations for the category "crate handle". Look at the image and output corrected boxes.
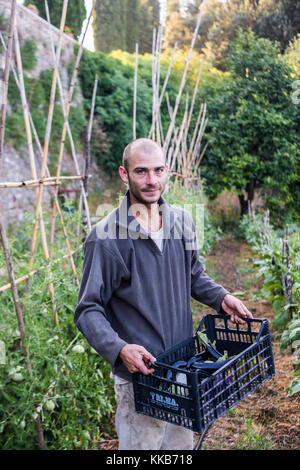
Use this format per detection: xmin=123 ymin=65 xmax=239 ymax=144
xmin=255 ymin=319 xmax=269 ymax=343
xmin=196 ymin=313 xmax=268 ymax=343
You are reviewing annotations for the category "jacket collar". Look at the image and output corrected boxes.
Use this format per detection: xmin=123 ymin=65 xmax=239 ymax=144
xmin=117 ymin=190 xmax=178 ymax=239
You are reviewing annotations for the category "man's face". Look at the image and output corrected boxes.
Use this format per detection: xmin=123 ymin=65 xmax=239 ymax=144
xmin=119 ymin=148 xmax=168 ymax=205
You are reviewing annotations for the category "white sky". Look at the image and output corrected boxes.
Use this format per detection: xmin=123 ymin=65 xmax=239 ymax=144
xmin=79 ymin=0 xmax=95 ymax=52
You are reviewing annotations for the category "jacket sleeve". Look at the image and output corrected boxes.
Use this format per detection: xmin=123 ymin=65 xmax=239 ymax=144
xmin=191 ymin=248 xmax=229 ymax=312
xmin=74 ymin=240 xmax=128 ymax=367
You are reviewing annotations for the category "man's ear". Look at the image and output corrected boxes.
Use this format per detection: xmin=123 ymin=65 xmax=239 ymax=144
xmin=119 ymin=166 xmax=129 ymax=184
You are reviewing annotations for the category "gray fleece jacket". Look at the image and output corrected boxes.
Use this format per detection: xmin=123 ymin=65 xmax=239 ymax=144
xmin=74 ymin=192 xmax=229 ymax=382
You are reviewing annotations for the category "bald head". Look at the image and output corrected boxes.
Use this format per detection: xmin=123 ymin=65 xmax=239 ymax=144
xmin=122 ymin=138 xmax=165 ymax=172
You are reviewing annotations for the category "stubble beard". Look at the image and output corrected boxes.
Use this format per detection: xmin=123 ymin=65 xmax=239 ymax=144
xmin=127 ymin=175 xmax=166 ymax=207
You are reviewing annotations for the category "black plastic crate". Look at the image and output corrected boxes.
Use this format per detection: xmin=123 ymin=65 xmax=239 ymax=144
xmin=132 ymin=314 xmax=276 ymax=434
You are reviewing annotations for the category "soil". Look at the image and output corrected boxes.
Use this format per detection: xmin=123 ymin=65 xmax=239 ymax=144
xmin=96 ymin=236 xmax=300 ymax=451
xmin=194 ymin=236 xmax=300 ymax=450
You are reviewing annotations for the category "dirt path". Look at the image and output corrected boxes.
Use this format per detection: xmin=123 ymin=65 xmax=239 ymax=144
xmin=97 ymin=236 xmax=299 ymax=450
xmin=195 ymin=237 xmax=300 ymax=450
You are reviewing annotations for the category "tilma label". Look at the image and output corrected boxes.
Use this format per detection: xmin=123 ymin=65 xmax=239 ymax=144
xmin=149 ymin=391 xmax=179 ymax=411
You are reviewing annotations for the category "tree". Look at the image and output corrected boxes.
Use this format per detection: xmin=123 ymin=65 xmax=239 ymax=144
xmin=24 ymin=0 xmax=86 ymax=38
xmin=164 ymin=0 xmax=191 ymax=50
xmin=126 ymin=0 xmax=141 ymax=53
xmin=200 ymin=29 xmax=300 ymax=222
xmin=93 ymin=0 xmax=161 ymax=54
xmin=93 ymin=0 xmax=127 ymax=53
xmin=178 ymin=0 xmax=300 ymax=67
xmin=139 ymin=0 xmax=161 ymax=53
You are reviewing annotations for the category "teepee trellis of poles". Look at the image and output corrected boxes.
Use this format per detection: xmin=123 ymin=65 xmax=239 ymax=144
xmin=0 ymin=0 xmax=97 ymax=448
xmin=137 ymin=0 xmax=208 ymax=189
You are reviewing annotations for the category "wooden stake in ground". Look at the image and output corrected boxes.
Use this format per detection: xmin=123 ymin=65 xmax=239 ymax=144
xmin=44 ymin=1 xmax=92 ymax=237
xmin=133 ymin=44 xmax=138 ymax=141
xmin=14 ymin=24 xmax=62 ymax=326
xmin=0 ymin=0 xmax=17 ymax=173
xmin=1 ymin=26 xmax=80 ymax=289
xmin=49 ymin=0 xmax=96 ymax=249
xmin=280 ymin=237 xmax=287 ymax=304
xmin=0 ymin=214 xmax=45 ymax=450
xmin=148 ymin=42 xmax=177 ymax=140
xmin=82 ymin=74 xmax=98 ymax=237
xmin=164 ymin=0 xmax=207 ymax=161
xmin=28 ymin=0 xmax=68 ymax=276
xmin=285 ymin=225 xmax=294 ymax=321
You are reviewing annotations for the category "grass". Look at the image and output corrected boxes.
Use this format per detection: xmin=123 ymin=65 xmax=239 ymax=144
xmin=234 ymin=418 xmax=273 ymax=450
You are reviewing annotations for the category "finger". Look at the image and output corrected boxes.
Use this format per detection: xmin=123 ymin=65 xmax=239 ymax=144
xmin=140 ymin=350 xmax=156 ymax=364
xmin=230 ymin=313 xmax=246 ymax=324
xmin=137 ymin=356 xmax=153 ymax=375
xmin=242 ymin=304 xmax=253 ymax=318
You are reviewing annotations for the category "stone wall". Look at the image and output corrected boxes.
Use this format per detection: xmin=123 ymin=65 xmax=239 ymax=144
xmin=1 ymin=0 xmax=77 ymax=88
xmin=0 ymin=1 xmax=94 ymax=226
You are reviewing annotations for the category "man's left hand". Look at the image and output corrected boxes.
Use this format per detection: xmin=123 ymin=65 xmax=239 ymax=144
xmin=221 ymin=294 xmax=253 ymax=324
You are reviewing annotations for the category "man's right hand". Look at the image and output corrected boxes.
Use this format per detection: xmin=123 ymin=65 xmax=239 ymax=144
xmin=119 ymin=344 xmax=156 ymax=375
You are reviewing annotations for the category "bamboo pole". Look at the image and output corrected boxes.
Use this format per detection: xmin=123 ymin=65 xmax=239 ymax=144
xmin=0 ymin=29 xmax=57 ymax=205
xmin=182 ymin=60 xmax=204 ymax=154
xmin=285 ymin=225 xmax=294 ymax=321
xmin=14 ymin=24 xmax=73 ymax=328
xmin=189 ymin=105 xmax=208 ymax=168
xmin=44 ymin=1 xmax=91 ymax=236
xmin=155 ymin=25 xmax=163 ymax=145
xmin=169 ymin=93 xmax=189 ymax=174
xmin=49 ymin=0 xmax=96 ymax=249
xmin=151 ymin=28 xmax=157 ymax=140
xmin=28 ymin=0 xmax=68 ymax=277
xmin=0 ymin=214 xmax=45 ymax=449
xmin=133 ymin=44 xmax=138 ymax=141
xmin=14 ymin=26 xmax=52 ymax=257
xmin=164 ymin=0 xmax=207 ymax=163
xmin=82 ymin=74 xmax=98 ymax=233
xmin=187 ymin=103 xmax=205 ymax=165
xmin=0 ymin=0 xmax=17 ymax=174
xmin=13 ymin=24 xmax=62 ymax=328
xmin=264 ymin=209 xmax=270 ymax=246
xmin=165 ymin=92 xmax=174 ymax=120
xmin=148 ymin=41 xmax=177 ymax=140
xmin=152 ymin=43 xmax=178 ymax=146
xmin=17 ymin=0 xmax=80 ymax=291
xmin=0 ymin=175 xmax=85 ymax=188
xmin=280 ymin=237 xmax=287 ymax=304
xmin=0 ymin=32 xmax=83 ymax=284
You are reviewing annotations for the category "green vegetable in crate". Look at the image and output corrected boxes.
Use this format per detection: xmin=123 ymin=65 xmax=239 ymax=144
xmin=197 ymin=331 xmax=224 ymax=360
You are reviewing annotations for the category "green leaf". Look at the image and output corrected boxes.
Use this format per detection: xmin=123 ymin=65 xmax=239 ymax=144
xmin=287 ymin=376 xmax=300 ymax=396
xmin=272 ymin=299 xmax=285 ymax=315
xmin=273 ymin=311 xmax=289 ymax=330
xmin=290 ymin=328 xmax=300 ymax=342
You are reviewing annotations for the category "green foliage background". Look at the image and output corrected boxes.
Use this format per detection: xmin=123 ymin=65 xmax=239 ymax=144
xmin=24 ymin=0 xmax=86 ymax=38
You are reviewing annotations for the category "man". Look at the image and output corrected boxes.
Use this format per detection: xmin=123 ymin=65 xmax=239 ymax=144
xmin=74 ymin=138 xmax=253 ymax=450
